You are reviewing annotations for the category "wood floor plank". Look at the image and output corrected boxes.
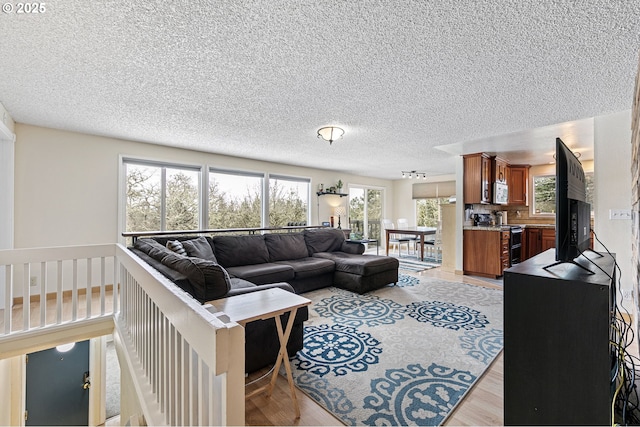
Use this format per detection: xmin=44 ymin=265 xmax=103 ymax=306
xmin=246 ymin=269 xmax=505 ymax=426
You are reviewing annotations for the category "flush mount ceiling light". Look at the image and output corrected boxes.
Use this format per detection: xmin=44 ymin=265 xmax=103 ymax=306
xmin=401 ymin=170 xmax=428 ymax=179
xmin=56 ymin=342 xmax=76 ymax=353
xmin=317 ymin=126 xmax=344 ymax=145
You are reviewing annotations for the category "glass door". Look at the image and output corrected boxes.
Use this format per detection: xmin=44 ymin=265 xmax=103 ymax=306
xmin=348 ymin=187 xmax=383 ymax=247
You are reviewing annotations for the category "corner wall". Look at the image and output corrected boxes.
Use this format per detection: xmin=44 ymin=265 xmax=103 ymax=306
xmin=593 ymin=111 xmax=632 ymax=302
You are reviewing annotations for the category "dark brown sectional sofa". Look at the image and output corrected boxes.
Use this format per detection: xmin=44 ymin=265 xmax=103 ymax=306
xmin=129 ymin=227 xmax=399 ymax=373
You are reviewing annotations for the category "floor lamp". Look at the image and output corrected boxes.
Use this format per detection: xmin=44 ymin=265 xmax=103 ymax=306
xmin=334 ymin=206 xmax=346 ymax=229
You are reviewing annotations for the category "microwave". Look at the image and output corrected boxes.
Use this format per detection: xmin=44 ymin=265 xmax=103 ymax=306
xmin=494 ymin=182 xmax=508 ymax=205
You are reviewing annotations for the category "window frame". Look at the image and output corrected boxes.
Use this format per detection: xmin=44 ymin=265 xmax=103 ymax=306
xmin=208 ymin=167 xmax=266 ymax=229
xmin=266 ymin=173 xmax=311 ymax=227
xmin=121 ymin=157 xmax=204 ymax=234
xmin=530 ymin=170 xmax=595 ymax=217
xmin=119 ymin=156 xmax=313 ymax=241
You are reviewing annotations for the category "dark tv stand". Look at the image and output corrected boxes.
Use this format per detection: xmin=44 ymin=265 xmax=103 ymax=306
xmin=542 ymin=249 xmax=604 ymax=275
xmin=504 ymin=249 xmax=615 ymax=426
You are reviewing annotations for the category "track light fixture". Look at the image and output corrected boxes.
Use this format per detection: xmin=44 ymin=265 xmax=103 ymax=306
xmin=401 ymin=170 xmax=428 ymax=179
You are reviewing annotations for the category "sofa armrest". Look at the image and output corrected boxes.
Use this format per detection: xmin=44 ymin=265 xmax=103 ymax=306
xmin=341 ymin=241 xmax=366 ymax=255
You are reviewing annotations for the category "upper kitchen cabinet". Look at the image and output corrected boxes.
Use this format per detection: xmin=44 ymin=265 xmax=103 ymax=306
xmin=494 ymin=157 xmax=508 ymax=184
xmin=464 ymin=153 xmax=492 ymax=204
xmin=508 ymin=165 xmax=530 ymax=206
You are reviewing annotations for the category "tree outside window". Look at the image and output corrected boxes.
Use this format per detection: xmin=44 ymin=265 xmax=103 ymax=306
xmin=209 ymin=171 xmax=262 ymax=229
xmin=416 ymin=198 xmax=449 ymax=227
xmin=126 ymin=164 xmax=161 ymax=232
xmin=125 ymin=162 xmax=200 ymax=232
xmin=268 ymin=177 xmax=309 ymax=227
xmin=125 ymin=160 xmax=310 ymax=233
xmin=533 ymin=172 xmax=594 ymax=215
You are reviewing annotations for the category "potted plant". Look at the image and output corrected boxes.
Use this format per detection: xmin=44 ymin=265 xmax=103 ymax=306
xmin=336 ymin=179 xmax=343 ymax=193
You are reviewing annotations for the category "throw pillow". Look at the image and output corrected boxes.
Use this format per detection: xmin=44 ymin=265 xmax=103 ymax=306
xmin=182 ymin=236 xmax=217 ymax=262
xmin=166 ymin=240 xmax=187 ymax=256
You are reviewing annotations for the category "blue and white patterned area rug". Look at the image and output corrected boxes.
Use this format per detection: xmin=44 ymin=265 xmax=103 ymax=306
xmin=396 ymin=256 xmax=441 ymax=273
xmin=289 ymin=273 xmax=503 ymax=426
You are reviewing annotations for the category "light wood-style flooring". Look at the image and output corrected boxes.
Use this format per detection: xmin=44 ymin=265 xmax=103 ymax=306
xmin=245 ymin=268 xmax=505 ymax=426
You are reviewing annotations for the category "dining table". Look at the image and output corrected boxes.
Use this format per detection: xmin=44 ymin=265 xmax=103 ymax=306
xmin=385 ymin=226 xmax=437 ymax=261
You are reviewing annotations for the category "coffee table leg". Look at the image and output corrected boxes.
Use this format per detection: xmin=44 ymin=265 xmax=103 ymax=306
xmin=268 ymin=308 xmax=301 ymax=419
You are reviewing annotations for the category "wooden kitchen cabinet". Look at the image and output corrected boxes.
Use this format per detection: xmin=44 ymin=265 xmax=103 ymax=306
xmin=508 ymin=165 xmax=529 ymax=206
xmin=525 ymin=227 xmax=541 ymax=259
xmin=541 ymin=228 xmax=556 ymax=252
xmin=464 ymin=229 xmax=509 ymax=278
xmin=463 ymin=153 xmax=492 ymax=204
xmin=494 ymin=157 xmax=509 ymax=184
xmin=524 ymin=227 xmax=555 ymax=259
xmin=500 ymin=229 xmax=511 ymax=272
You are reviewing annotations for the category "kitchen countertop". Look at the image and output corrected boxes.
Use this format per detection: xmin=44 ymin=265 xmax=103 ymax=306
xmin=463 ymin=224 xmax=556 ymax=231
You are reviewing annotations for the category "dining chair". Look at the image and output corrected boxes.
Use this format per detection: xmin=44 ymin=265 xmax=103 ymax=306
xmin=382 ymin=219 xmax=413 ymax=256
xmin=423 ymin=221 xmax=442 ymax=262
xmin=397 ymin=218 xmax=417 ymax=254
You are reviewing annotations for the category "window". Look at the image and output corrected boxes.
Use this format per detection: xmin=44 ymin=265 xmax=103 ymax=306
xmin=532 ymin=172 xmax=594 ymax=215
xmin=416 ymin=198 xmax=449 ymax=227
xmin=209 ymin=169 xmax=263 ymax=229
xmin=349 ymin=187 xmax=383 ymax=241
xmin=268 ymin=175 xmax=310 ymax=227
xmin=125 ymin=160 xmax=201 ymax=232
xmin=124 ymin=159 xmax=310 ymax=232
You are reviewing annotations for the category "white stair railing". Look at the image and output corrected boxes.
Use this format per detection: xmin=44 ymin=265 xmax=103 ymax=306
xmin=0 ymin=244 xmax=117 ymax=336
xmin=115 ymin=244 xmax=245 ymax=426
xmin=0 ymin=244 xmax=245 ymax=426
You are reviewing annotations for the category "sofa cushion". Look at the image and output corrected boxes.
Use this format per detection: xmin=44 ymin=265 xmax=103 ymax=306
xmin=160 ymin=252 xmax=231 ymax=301
xmin=182 ymin=236 xmax=217 ymax=262
xmin=303 ymin=228 xmax=345 ymax=254
xmin=264 ymin=233 xmax=309 ymax=261
xmin=225 ymin=263 xmax=295 ymax=285
xmin=213 ymin=235 xmax=270 ymax=267
xmin=274 ymin=257 xmax=335 ymax=279
xmin=313 ymin=252 xmax=399 ymax=277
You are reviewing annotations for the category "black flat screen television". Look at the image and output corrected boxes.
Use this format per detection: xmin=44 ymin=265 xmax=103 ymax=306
xmin=555 ymin=137 xmax=591 ymax=262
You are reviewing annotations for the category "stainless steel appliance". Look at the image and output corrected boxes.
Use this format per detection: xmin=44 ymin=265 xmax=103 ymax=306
xmin=473 ymin=213 xmax=492 ymax=226
xmin=494 ymin=182 xmax=509 ymax=204
xmin=510 ymin=226 xmax=522 ymax=265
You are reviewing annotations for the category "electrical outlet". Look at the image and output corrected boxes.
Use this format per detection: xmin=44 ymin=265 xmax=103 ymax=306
xmin=622 ymin=289 xmax=632 ymax=299
xmin=30 ymin=276 xmax=37 ymax=287
xmin=609 ymin=209 xmax=631 ymax=220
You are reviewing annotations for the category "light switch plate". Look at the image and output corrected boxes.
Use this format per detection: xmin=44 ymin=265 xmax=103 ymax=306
xmin=609 ymin=209 xmax=631 ymax=220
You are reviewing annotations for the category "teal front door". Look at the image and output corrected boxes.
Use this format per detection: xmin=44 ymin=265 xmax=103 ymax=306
xmin=26 ymin=340 xmax=90 ymax=426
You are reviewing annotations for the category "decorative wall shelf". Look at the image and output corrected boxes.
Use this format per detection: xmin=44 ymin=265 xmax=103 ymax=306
xmin=316 ymin=191 xmax=348 ymax=197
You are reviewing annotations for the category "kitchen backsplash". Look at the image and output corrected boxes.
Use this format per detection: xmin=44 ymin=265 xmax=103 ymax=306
xmin=467 ymin=203 xmax=555 ymax=225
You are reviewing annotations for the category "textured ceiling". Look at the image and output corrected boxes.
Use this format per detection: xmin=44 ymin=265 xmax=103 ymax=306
xmin=0 ymin=0 xmax=638 ymax=179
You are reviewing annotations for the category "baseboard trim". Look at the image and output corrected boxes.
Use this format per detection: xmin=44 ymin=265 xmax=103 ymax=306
xmin=13 ymin=284 xmax=114 ymax=306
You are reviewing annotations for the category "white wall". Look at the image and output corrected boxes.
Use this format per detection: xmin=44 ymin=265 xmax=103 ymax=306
xmin=594 ymin=110 xmax=633 ymax=300
xmin=13 ymin=124 xmax=393 ymax=248
xmin=0 ymin=103 xmax=15 ymax=311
